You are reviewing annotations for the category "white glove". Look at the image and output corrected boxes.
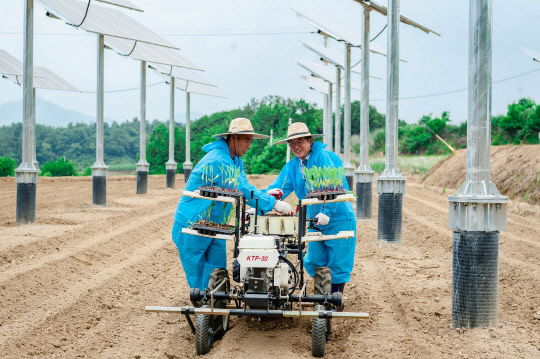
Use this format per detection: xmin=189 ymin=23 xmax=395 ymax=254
xmin=315 ymin=213 xmax=330 ymax=226
xmin=273 ymin=200 xmax=293 ymax=215
xmin=246 ymin=208 xmax=256 ymax=215
xmin=266 ymin=188 xmax=284 ymax=197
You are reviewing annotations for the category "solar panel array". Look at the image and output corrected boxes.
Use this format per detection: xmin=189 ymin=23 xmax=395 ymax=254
xmin=38 ymin=0 xmax=178 ymax=48
xmin=300 ymin=40 xmax=371 ymax=76
xmin=291 ymin=7 xmax=387 ymax=56
xmin=352 ymin=0 xmax=440 ymax=36
xmin=105 ymin=36 xmax=203 ymax=71
xmin=151 ymin=63 xmax=214 ymax=86
xmin=296 ymin=59 xmax=362 ymax=89
xmin=0 ymin=49 xmax=25 ymax=76
xmin=299 ymin=74 xmax=361 ymax=101
xmin=95 ymin=0 xmax=143 ymax=12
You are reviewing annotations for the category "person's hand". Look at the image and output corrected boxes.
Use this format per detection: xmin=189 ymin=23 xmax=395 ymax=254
xmin=315 ymin=213 xmax=330 ymax=226
xmin=273 ymin=200 xmax=293 ymax=215
xmin=246 ymin=208 xmax=256 ymax=215
xmin=266 ymin=188 xmax=284 ymax=200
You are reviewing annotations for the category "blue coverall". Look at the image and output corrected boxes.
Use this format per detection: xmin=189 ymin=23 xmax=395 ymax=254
xmin=264 ymin=141 xmax=356 ymax=284
xmin=172 ymin=138 xmax=276 ymax=289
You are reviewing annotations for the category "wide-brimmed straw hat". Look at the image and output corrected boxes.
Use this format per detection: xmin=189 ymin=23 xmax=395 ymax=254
xmin=274 ymin=122 xmax=322 ymax=145
xmin=213 ymin=118 xmax=269 ymax=139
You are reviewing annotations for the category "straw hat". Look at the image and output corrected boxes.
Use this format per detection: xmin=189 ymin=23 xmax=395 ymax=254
xmin=274 ymin=122 xmax=322 ymax=145
xmin=213 ymin=118 xmax=269 ymax=139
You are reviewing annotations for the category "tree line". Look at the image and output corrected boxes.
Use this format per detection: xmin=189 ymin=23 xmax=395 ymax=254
xmin=1 ymin=96 xmax=539 ymax=176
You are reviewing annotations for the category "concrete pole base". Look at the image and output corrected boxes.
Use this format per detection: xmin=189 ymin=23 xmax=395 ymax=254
xmin=136 ymin=171 xmax=148 ymax=194
xmin=92 ymin=175 xmax=107 ymax=206
xmin=183 ymin=168 xmax=192 ymax=183
xmin=183 ymin=162 xmax=193 ymax=184
xmin=166 ymin=169 xmax=176 ymax=189
xmin=345 ymin=175 xmax=354 ymax=191
xmin=16 ymin=182 xmax=37 ymax=225
xmin=377 ymin=193 xmax=403 ymax=244
xmin=355 ymin=182 xmax=373 ymax=219
xmin=452 ymin=231 xmax=499 ymax=329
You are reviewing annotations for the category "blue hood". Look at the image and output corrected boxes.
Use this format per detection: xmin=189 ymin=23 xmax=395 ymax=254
xmin=202 ymin=137 xmax=230 ymax=154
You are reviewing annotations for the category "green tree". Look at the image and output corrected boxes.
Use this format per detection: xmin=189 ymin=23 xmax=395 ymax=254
xmin=40 ymin=157 xmax=77 ymax=177
xmin=0 ymin=156 xmax=17 ymax=177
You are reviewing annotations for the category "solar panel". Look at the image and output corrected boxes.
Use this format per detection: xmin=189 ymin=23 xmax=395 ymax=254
xmin=521 ymin=47 xmax=540 ymax=63
xmin=301 ymin=40 xmax=382 ymax=78
xmin=291 ymin=7 xmax=388 ymax=56
xmin=38 ymin=0 xmax=178 ymax=49
xmin=176 ymin=80 xmax=227 ymax=98
xmin=299 ymin=75 xmax=361 ymax=101
xmin=296 ymin=59 xmax=362 ymax=89
xmin=0 ymin=49 xmax=24 ymax=76
xmin=151 ymin=62 xmax=214 ymax=86
xmin=105 ymin=36 xmax=204 ymax=71
xmin=352 ymin=0 xmax=440 ymax=36
xmin=33 ymin=67 xmax=79 ymax=91
xmin=95 ymin=0 xmax=143 ymax=12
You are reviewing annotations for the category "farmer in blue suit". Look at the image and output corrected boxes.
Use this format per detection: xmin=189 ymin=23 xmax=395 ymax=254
xmin=172 ymin=118 xmax=293 ymax=290
xmin=264 ymin=122 xmax=356 ymax=294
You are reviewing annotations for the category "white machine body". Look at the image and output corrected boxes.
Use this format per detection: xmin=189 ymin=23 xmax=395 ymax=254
xmin=236 ymin=234 xmax=291 ymax=291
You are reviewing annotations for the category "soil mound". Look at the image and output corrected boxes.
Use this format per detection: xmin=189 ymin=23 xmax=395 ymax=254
xmin=423 ymin=145 xmax=540 ymax=204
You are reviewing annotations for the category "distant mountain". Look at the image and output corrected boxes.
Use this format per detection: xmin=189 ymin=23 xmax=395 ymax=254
xmin=0 ymin=99 xmax=204 ymax=127
xmin=0 ymin=98 xmax=98 ymax=127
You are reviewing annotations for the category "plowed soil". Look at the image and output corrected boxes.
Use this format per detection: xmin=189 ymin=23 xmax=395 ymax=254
xmin=0 ymin=172 xmax=538 ymax=358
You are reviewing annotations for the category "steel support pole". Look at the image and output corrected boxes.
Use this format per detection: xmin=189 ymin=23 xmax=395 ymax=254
xmin=166 ymin=77 xmax=177 ymax=188
xmin=286 ymin=117 xmax=292 ymax=162
xmin=270 ymin=129 xmax=273 ymax=145
xmin=376 ymin=0 xmax=406 ymax=243
xmin=32 ymin=87 xmax=38 ymax=168
xmin=355 ymin=8 xmax=375 ymax=220
xmin=327 ymin=82 xmax=333 ymax=152
xmin=183 ymin=91 xmax=193 ymax=183
xmin=15 ymin=0 xmax=38 ymax=225
xmin=322 ymin=93 xmax=328 ymax=145
xmin=448 ymin=0 xmax=507 ymax=329
xmin=343 ymin=44 xmax=354 ymax=190
xmin=136 ymin=61 xmax=149 ymax=194
xmin=335 ymin=67 xmax=342 ymax=156
xmin=91 ymin=34 xmax=108 ymax=205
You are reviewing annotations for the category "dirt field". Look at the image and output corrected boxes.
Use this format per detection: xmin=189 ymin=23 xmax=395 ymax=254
xmin=0 ymin=172 xmax=538 ymax=358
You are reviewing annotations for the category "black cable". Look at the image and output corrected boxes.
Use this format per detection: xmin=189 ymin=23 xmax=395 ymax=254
xmin=79 ymin=80 xmax=166 ymax=93
xmin=71 ymin=0 xmax=91 ymax=28
xmin=370 ymin=24 xmax=387 ymax=42
xmin=371 ymin=67 xmax=540 ymax=101
xmin=279 ymin=255 xmax=299 ymax=295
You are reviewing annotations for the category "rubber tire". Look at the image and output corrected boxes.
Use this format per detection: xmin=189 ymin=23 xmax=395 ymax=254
xmin=312 ymin=304 xmax=327 ymax=357
xmin=195 ymin=305 xmax=212 ymax=355
xmin=313 ymin=267 xmax=332 ymax=341
xmin=207 ymin=268 xmax=230 ymax=335
xmin=314 ymin=267 xmax=332 ymax=296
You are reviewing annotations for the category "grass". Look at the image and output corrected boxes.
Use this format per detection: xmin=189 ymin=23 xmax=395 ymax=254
xmin=368 ymin=155 xmax=450 ymax=175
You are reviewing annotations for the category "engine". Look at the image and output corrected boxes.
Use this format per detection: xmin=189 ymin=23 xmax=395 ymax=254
xmin=233 ymin=234 xmax=292 ymax=297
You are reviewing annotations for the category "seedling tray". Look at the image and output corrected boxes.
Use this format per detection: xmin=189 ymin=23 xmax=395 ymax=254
xmin=305 ymin=190 xmax=347 ymax=201
xmin=197 ymin=187 xmax=242 ymax=199
xmin=191 ymin=223 xmax=235 ymax=236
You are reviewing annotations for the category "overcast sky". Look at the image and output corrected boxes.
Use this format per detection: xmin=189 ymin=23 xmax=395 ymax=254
xmin=1 ymin=0 xmax=540 ymax=126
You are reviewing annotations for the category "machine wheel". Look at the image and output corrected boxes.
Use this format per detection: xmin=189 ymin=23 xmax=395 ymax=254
xmin=195 ymin=305 xmax=212 ymax=355
xmin=313 ymin=267 xmax=332 ymax=340
xmin=314 ymin=267 xmax=332 ymax=296
xmin=207 ymin=268 xmax=230 ymax=336
xmin=312 ymin=304 xmax=328 ymax=357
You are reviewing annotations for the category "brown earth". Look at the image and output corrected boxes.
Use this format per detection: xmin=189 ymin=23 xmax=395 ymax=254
xmin=424 ymin=145 xmax=540 ymax=205
xmin=0 ymin=171 xmax=538 ymax=358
